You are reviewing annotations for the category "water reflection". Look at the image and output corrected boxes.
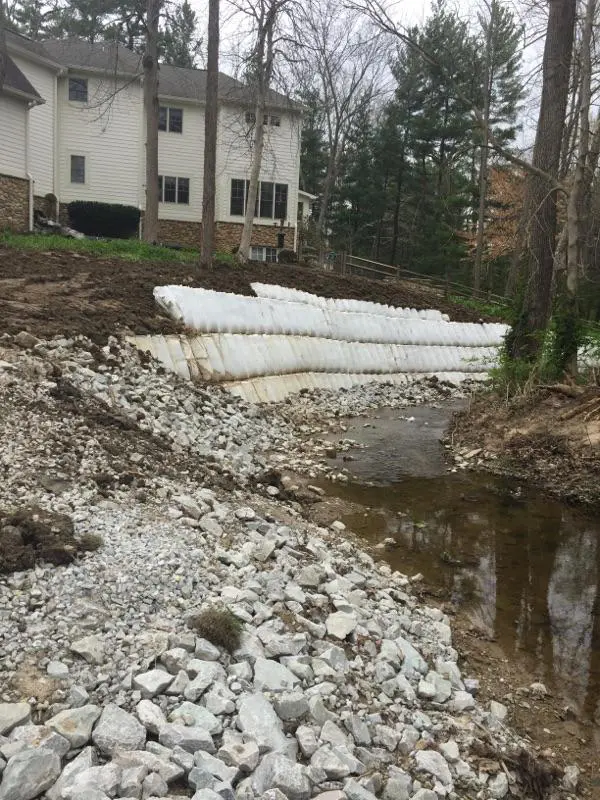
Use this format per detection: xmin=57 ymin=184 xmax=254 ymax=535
xmin=328 ymin=474 xmax=600 ymax=721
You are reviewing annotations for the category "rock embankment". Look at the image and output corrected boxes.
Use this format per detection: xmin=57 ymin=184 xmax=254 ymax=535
xmin=0 ymin=334 xmax=580 ymax=799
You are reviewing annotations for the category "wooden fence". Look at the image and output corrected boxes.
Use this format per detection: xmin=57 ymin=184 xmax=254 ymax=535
xmin=328 ymin=253 xmax=509 ymax=308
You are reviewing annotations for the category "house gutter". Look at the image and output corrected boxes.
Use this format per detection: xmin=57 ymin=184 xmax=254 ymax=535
xmin=53 ymin=73 xmax=60 ymax=220
xmin=26 ymin=101 xmax=35 ymax=232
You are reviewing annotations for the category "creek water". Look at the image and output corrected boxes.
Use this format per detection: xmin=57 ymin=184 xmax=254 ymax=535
xmin=321 ymin=402 xmax=600 ymax=725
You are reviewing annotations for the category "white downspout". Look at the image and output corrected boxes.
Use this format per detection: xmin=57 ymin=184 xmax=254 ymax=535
xmin=26 ymin=101 xmax=34 ymax=231
xmin=53 ymin=71 xmax=62 ymax=220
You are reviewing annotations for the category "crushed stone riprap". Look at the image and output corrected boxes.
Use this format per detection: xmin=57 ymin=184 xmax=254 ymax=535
xmin=0 ymin=332 xmax=580 ymax=799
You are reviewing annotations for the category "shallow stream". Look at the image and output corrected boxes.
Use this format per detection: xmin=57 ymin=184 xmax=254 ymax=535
xmin=322 ymin=402 xmax=600 ymax=725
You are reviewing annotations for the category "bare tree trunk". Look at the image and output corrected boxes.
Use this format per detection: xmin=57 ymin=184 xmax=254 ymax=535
xmin=507 ymin=0 xmax=576 ymax=361
xmin=143 ymin=0 xmax=161 ymax=243
xmin=200 ymin=0 xmax=219 ymax=267
xmin=238 ymin=3 xmax=275 ymax=265
xmin=238 ymin=108 xmax=266 ymax=262
xmin=473 ymin=3 xmax=494 ymax=297
xmin=317 ymin=145 xmax=338 ymax=264
xmin=563 ymin=0 xmax=596 ymax=374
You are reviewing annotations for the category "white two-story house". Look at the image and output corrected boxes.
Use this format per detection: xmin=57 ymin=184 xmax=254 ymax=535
xmin=1 ymin=32 xmax=309 ymax=256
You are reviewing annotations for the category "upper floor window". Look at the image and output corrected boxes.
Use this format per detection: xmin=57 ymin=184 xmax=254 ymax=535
xmin=69 ymin=77 xmax=88 ymax=102
xmin=70 ymin=155 xmax=85 ymax=184
xmin=159 ymin=106 xmax=183 ymax=133
xmin=158 ymin=175 xmax=189 ymax=204
xmin=230 ymin=179 xmax=288 ymax=219
xmin=244 ymin=111 xmax=282 ymax=127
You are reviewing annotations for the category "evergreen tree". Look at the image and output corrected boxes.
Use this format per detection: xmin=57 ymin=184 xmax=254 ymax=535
xmin=9 ymin=0 xmax=61 ymax=38
xmin=331 ymin=101 xmax=384 ymax=255
xmin=162 ymin=0 xmax=201 ymax=68
xmin=473 ymin=0 xmax=524 ymax=293
xmin=298 ymin=87 xmax=328 ymax=198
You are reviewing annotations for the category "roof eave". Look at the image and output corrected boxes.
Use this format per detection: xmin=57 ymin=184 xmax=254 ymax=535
xmin=6 ymin=41 xmax=64 ymax=72
xmin=2 ymin=85 xmax=45 ymax=105
xmin=64 ymin=63 xmax=141 ymax=80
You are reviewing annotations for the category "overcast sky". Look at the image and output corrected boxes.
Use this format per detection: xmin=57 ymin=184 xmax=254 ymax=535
xmin=187 ymin=0 xmax=543 ymax=150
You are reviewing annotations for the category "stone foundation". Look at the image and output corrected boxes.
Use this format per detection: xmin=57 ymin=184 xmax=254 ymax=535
xmin=214 ymin=221 xmax=295 ymax=253
xmin=156 ymin=219 xmax=202 ymax=249
xmin=0 ymin=174 xmax=29 ymax=232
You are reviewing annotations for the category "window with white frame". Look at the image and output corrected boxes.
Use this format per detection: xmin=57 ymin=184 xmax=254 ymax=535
xmin=158 ymin=175 xmax=189 ymax=204
xmin=70 ymin=155 xmax=85 ymax=183
xmin=251 ymin=246 xmax=278 ymax=262
xmin=244 ymin=111 xmax=282 ymax=127
xmin=230 ymin=179 xmax=288 ymax=219
xmin=68 ymin=77 xmax=88 ymax=102
xmin=159 ymin=106 xmax=183 ymax=133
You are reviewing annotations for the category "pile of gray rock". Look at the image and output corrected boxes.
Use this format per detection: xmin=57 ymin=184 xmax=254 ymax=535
xmin=0 ymin=334 xmax=580 ymax=799
xmin=0 ymin=500 xmax=550 ymax=800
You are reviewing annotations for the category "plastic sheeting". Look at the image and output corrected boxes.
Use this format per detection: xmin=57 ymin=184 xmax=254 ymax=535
xmin=251 ymin=282 xmax=448 ymax=320
xmin=154 ymin=285 xmax=509 ymax=347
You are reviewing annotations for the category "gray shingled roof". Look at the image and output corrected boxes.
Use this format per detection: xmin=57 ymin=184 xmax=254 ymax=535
xmin=40 ymin=38 xmax=299 ymax=111
xmin=5 ymin=30 xmax=57 ymax=62
xmin=2 ymin=54 xmax=43 ymax=102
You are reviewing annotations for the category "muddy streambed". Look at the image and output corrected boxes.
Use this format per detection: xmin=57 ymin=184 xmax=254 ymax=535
xmin=319 ymin=402 xmax=600 ymax=728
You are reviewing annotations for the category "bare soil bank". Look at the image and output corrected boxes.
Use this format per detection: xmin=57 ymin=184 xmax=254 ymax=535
xmin=449 ymin=387 xmax=600 ymax=511
xmin=0 ymin=246 xmax=496 ymax=344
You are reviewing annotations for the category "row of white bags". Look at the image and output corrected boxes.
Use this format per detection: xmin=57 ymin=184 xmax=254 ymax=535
xmin=154 ymin=286 xmax=508 ymax=347
xmin=251 ymin=282 xmax=448 ymax=320
xmin=197 ymin=334 xmax=498 ymax=380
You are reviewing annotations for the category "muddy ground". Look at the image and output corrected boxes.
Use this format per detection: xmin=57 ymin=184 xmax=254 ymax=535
xmin=450 ymin=387 xmax=600 ymax=511
xmin=0 ymin=247 xmax=495 ymax=344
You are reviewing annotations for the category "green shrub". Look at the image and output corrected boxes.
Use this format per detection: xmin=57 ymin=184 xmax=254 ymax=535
xmin=186 ymin=605 xmax=244 ymax=653
xmin=68 ymin=201 xmax=141 ymax=239
xmin=278 ymin=249 xmax=298 ymax=264
xmin=77 ymin=532 xmax=104 ymax=552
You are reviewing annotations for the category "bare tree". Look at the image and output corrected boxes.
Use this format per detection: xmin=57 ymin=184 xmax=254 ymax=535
xmin=472 ymin=0 xmax=525 ymax=296
xmin=143 ymin=0 xmax=161 ymax=243
xmin=562 ymin=0 xmax=596 ymax=372
xmin=233 ymin=0 xmax=294 ymax=265
xmin=200 ymin=0 xmax=219 ymax=266
xmin=507 ymin=0 xmax=576 ymax=361
xmin=295 ymin=0 xmax=386 ymax=262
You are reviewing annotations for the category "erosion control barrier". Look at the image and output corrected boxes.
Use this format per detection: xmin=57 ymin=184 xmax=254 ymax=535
xmin=128 ymin=284 xmax=508 ymax=402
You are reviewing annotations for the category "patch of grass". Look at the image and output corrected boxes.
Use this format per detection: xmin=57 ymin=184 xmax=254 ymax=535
xmin=186 ymin=605 xmax=244 ymax=653
xmin=0 ymin=231 xmax=199 ymax=263
xmin=213 ymin=251 xmax=237 ymax=267
xmin=448 ymin=294 xmax=514 ymax=323
xmin=77 ymin=532 xmax=104 ymax=552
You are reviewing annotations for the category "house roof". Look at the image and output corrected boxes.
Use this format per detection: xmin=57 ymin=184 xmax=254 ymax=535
xmin=5 ymin=30 xmax=63 ymax=68
xmin=2 ymin=54 xmax=44 ymax=103
xmin=40 ymin=38 xmax=300 ymax=111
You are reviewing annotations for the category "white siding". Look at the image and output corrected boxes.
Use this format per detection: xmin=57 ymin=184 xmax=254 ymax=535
xmin=0 ymin=95 xmax=27 ymax=179
xmin=215 ymin=105 xmax=301 ymax=229
xmin=57 ymin=74 xmax=143 ymax=208
xmin=158 ymin=101 xmax=204 ymax=221
xmin=11 ymin=56 xmax=55 ymax=196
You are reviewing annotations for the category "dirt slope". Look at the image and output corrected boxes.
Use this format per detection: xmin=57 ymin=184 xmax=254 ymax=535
xmin=0 ymin=247 xmax=495 ymax=343
xmin=450 ymin=387 xmax=600 ymax=510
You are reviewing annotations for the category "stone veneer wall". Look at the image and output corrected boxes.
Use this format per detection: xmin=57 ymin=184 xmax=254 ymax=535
xmin=157 ymin=219 xmax=202 ymax=249
xmin=214 ymin=222 xmax=294 ymax=253
xmin=0 ymin=174 xmax=29 ymax=232
xmin=56 ymin=206 xmax=297 ymax=253
xmin=156 ymin=220 xmax=296 ymax=252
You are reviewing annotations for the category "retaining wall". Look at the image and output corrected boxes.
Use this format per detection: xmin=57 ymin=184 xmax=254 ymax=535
xmin=129 ymin=284 xmax=507 ymax=402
